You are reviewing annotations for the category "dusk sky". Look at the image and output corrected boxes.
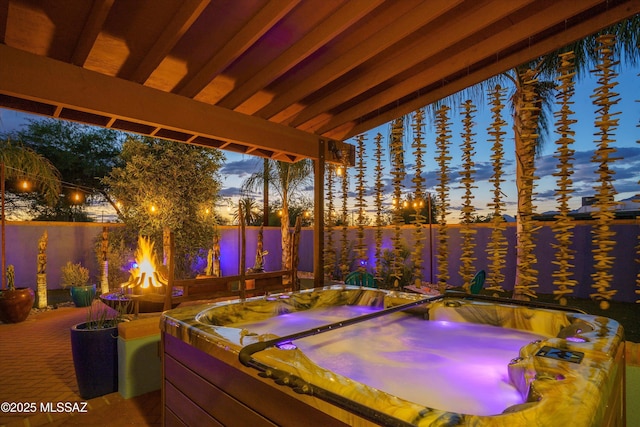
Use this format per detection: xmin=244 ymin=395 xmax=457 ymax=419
xmin=219 ymin=61 xmax=640 ymax=221
xmin=2 ymin=62 xmax=638 ymax=223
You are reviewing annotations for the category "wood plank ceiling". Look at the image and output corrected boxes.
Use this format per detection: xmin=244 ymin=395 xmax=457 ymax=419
xmin=1 ymin=0 xmax=639 ymax=162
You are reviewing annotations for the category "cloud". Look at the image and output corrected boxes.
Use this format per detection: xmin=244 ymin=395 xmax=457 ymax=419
xmin=219 ymin=186 xmax=243 ymax=197
xmin=529 ymin=145 xmax=640 ymax=203
xmin=221 ymin=158 xmax=262 ymax=177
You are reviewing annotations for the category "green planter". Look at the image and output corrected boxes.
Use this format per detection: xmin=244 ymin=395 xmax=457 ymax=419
xmin=70 ymin=284 xmax=96 ymax=307
xmin=0 ymin=287 xmax=35 ymax=323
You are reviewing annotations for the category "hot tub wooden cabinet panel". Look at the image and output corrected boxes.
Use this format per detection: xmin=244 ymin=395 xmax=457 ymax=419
xmin=163 ymin=333 xmax=350 ymax=427
xmin=160 ymin=286 xmax=625 ymax=426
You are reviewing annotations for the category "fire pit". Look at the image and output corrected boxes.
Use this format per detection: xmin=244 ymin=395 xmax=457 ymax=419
xmin=99 ymin=288 xmax=182 ymax=313
xmin=100 ymin=236 xmax=180 ymax=313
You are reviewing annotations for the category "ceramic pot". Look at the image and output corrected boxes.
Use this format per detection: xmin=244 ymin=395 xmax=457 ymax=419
xmin=0 ymin=287 xmax=35 ymax=323
xmin=70 ymin=284 xmax=96 ymax=307
xmin=70 ymin=321 xmax=118 ymax=399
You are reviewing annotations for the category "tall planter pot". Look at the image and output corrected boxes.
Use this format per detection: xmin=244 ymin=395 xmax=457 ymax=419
xmin=0 ymin=287 xmax=35 ymax=323
xmin=70 ymin=322 xmax=118 ymax=399
xmin=70 ymin=284 xmax=96 ymax=307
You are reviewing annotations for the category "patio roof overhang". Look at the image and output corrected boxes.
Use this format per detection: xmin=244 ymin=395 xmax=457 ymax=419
xmin=1 ymin=0 xmax=638 ymax=164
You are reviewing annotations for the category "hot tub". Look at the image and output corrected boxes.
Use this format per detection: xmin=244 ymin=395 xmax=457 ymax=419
xmin=160 ymin=286 xmax=625 ymax=426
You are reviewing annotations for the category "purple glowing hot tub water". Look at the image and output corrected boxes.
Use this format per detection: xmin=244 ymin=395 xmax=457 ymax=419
xmin=229 ymin=305 xmax=547 ymax=416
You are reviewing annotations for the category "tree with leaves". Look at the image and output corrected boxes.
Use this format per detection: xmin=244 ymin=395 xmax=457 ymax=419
xmin=242 ymin=159 xmax=313 ymax=271
xmin=1 ymin=139 xmax=61 ymax=288
xmin=232 ymin=197 xmax=262 ymax=226
xmin=102 ymin=136 xmax=225 ymax=278
xmin=7 ymin=118 xmax=124 ymax=221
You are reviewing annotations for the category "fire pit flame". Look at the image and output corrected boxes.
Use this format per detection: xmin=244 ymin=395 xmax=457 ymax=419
xmin=122 ymin=236 xmax=167 ymax=293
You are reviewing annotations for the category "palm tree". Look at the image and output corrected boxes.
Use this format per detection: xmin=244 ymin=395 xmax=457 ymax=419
xmin=429 ymin=17 xmax=639 ymax=299
xmin=1 ymin=139 xmax=61 ymax=288
xmin=232 ymin=197 xmax=260 ymax=226
xmin=242 ymin=159 xmax=313 ymax=271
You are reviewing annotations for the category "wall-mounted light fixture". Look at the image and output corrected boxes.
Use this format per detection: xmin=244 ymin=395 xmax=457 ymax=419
xmin=328 ymin=140 xmax=343 ymax=161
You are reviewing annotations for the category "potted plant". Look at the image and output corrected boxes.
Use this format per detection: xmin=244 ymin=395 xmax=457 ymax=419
xmin=61 ymin=261 xmax=96 ymax=307
xmin=70 ymin=298 xmax=129 ymax=399
xmin=0 ymin=265 xmax=35 ymax=323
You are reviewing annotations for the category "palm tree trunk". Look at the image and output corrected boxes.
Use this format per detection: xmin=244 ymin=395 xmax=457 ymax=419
xmin=512 ymin=69 xmax=540 ymax=300
xmin=263 ymin=158 xmax=269 ymax=226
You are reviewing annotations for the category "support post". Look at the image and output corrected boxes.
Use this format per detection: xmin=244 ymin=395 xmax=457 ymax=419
xmin=314 ymin=140 xmax=325 ymax=288
xmin=163 ymin=231 xmax=175 ymax=312
xmin=239 ymin=203 xmax=246 ymax=300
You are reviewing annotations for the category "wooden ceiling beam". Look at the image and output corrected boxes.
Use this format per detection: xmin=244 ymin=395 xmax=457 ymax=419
xmin=311 ymin=0 xmax=606 ymax=136
xmin=128 ymin=0 xmax=211 ymax=84
xmin=220 ymin=0 xmax=385 ymax=112
xmin=256 ymin=0 xmax=462 ymax=122
xmin=325 ymin=0 xmax=640 ymax=140
xmin=283 ymin=0 xmax=536 ymax=129
xmin=71 ymin=0 xmax=114 ymax=66
xmin=175 ymin=1 xmax=300 ymax=98
xmin=0 ymin=44 xmax=329 ymax=161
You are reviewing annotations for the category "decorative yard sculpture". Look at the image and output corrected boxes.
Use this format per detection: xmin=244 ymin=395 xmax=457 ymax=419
xmin=590 ymin=35 xmax=620 ymax=309
xmin=354 ymin=134 xmax=367 ymax=272
xmin=324 ymin=165 xmax=336 ymax=280
xmin=411 ymin=109 xmax=426 ymax=286
xmin=552 ymin=52 xmax=578 ymax=306
xmin=459 ymin=100 xmax=478 ymax=291
xmin=486 ymin=85 xmax=508 ymax=293
xmin=204 ymin=228 xmax=221 ymax=277
xmin=373 ymin=133 xmax=385 ymax=281
xmin=36 ymin=230 xmax=48 ymax=308
xmin=390 ymin=117 xmax=406 ymax=288
xmin=248 ymin=226 xmax=268 ymax=273
xmin=435 ymin=106 xmax=452 ymax=294
xmin=100 ymin=227 xmax=109 ymax=295
xmin=339 ymin=157 xmax=350 ymax=279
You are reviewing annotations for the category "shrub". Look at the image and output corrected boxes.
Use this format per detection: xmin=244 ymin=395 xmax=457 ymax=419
xmin=61 ymin=262 xmax=89 ymax=288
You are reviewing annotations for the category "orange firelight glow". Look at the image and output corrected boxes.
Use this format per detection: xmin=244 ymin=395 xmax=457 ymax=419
xmin=122 ymin=236 xmax=166 ymax=291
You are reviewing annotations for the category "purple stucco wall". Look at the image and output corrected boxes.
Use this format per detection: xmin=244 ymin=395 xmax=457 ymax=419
xmin=3 ymin=220 xmax=639 ymax=302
